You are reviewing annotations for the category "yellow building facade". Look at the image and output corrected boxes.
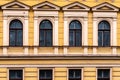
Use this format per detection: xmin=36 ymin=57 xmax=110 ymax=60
xmin=0 ymin=0 xmax=120 ymax=80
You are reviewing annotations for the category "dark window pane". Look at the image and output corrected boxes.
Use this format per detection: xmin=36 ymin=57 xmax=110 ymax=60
xmin=46 ymin=30 xmax=52 ymax=46
xmin=69 ymin=30 xmax=74 ymax=46
xmin=39 ymin=20 xmax=53 ymax=47
xmin=40 ymin=30 xmax=45 ymax=46
xmin=9 ymin=70 xmax=23 ymax=79
xmin=40 ymin=20 xmax=52 ymax=29
xmin=103 ymin=31 xmax=110 ymax=47
xmin=69 ymin=20 xmax=81 ymax=29
xmin=98 ymin=21 xmax=110 ymax=30
xmin=9 ymin=19 xmax=23 ymax=46
xmin=98 ymin=31 xmax=103 ymax=47
xmin=10 ymin=20 xmax=23 ymax=28
xmin=16 ymin=30 xmax=23 ymax=46
xmin=97 ymin=69 xmax=110 ymax=80
xmin=9 ymin=30 xmax=15 ymax=46
xmin=69 ymin=69 xmax=81 ymax=80
xmin=76 ymin=31 xmax=81 ymax=46
xmin=39 ymin=70 xmax=52 ymax=80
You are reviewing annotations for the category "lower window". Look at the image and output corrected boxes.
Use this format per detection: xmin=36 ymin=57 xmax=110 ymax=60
xmin=97 ymin=69 xmax=110 ymax=80
xmin=39 ymin=69 xmax=53 ymax=80
xmin=68 ymin=69 xmax=81 ymax=80
xmin=9 ymin=70 xmax=23 ymax=80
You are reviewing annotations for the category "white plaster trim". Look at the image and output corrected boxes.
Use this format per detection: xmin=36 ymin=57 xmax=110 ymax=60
xmin=92 ymin=2 xmax=119 ymax=11
xmin=64 ymin=47 xmax=68 ymax=54
xmin=3 ymin=16 xmax=8 ymax=46
xmin=1 ymin=64 xmax=120 ymax=68
xmin=34 ymin=17 xmax=38 ymax=46
xmin=2 ymin=1 xmax=29 ymax=10
xmin=3 ymin=47 xmax=7 ymax=55
xmin=93 ymin=17 xmax=97 ymax=46
xmin=63 ymin=2 xmax=90 ymax=11
xmin=34 ymin=47 xmax=38 ymax=55
xmin=24 ymin=47 xmax=28 ymax=55
xmin=54 ymin=47 xmax=58 ymax=54
xmin=33 ymin=1 xmax=60 ymax=10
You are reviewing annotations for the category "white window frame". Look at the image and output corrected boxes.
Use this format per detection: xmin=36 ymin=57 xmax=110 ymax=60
xmin=8 ymin=68 xmax=24 ymax=80
xmin=38 ymin=68 xmax=54 ymax=80
xmin=67 ymin=68 xmax=83 ymax=80
xmin=96 ymin=68 xmax=112 ymax=80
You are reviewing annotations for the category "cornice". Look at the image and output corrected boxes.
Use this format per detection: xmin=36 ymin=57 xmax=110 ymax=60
xmin=0 ymin=54 xmax=120 ymax=60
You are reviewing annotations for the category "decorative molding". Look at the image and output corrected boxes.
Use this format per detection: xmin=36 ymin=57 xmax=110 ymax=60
xmin=33 ymin=1 xmax=60 ymax=11
xmin=0 ymin=55 xmax=120 ymax=60
xmin=1 ymin=0 xmax=30 ymax=10
xmin=0 ymin=64 xmax=120 ymax=68
xmin=62 ymin=1 xmax=90 ymax=11
xmin=92 ymin=2 xmax=119 ymax=12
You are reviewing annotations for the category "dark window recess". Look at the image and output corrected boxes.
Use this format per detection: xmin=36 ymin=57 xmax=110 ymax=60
xmin=69 ymin=69 xmax=81 ymax=80
xmin=69 ymin=20 xmax=82 ymax=47
xmin=39 ymin=70 xmax=52 ymax=80
xmin=97 ymin=69 xmax=110 ymax=80
xmin=39 ymin=20 xmax=52 ymax=47
xmin=9 ymin=19 xmax=23 ymax=46
xmin=98 ymin=21 xmax=110 ymax=47
xmin=9 ymin=70 xmax=23 ymax=80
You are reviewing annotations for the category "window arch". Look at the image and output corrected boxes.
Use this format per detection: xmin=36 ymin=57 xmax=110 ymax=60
xmin=69 ymin=20 xmax=82 ymax=46
xmin=9 ymin=19 xmax=23 ymax=46
xmin=98 ymin=20 xmax=110 ymax=47
xmin=39 ymin=20 xmax=53 ymax=46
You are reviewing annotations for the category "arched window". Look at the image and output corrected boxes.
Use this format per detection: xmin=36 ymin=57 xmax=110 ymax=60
xmin=39 ymin=20 xmax=52 ymax=46
xmin=98 ymin=20 xmax=110 ymax=47
xmin=9 ymin=19 xmax=23 ymax=46
xmin=69 ymin=20 xmax=82 ymax=46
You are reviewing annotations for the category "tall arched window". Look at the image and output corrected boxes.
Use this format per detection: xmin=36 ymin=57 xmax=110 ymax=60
xmin=98 ymin=20 xmax=110 ymax=47
xmin=69 ymin=20 xmax=82 ymax=46
xmin=9 ymin=19 xmax=23 ymax=46
xmin=39 ymin=20 xmax=52 ymax=46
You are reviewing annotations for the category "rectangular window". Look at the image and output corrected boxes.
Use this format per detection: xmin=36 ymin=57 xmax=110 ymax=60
xmin=39 ymin=69 xmax=53 ymax=80
xmin=69 ymin=69 xmax=81 ymax=80
xmin=9 ymin=70 xmax=23 ymax=80
xmin=97 ymin=69 xmax=110 ymax=80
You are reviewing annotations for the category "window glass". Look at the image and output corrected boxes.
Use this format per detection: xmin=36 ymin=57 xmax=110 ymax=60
xmin=97 ymin=69 xmax=110 ymax=80
xmin=39 ymin=20 xmax=52 ymax=47
xmin=69 ymin=69 xmax=81 ymax=80
xmin=98 ymin=21 xmax=110 ymax=47
xmin=9 ymin=19 xmax=23 ymax=46
xmin=9 ymin=70 xmax=23 ymax=80
xmin=69 ymin=20 xmax=82 ymax=46
xmin=39 ymin=70 xmax=52 ymax=80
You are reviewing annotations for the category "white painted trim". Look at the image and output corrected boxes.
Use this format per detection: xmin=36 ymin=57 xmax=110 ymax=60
xmin=64 ymin=17 xmax=68 ymax=46
xmin=64 ymin=47 xmax=68 ymax=54
xmin=33 ymin=1 xmax=60 ymax=10
xmin=62 ymin=2 xmax=90 ymax=11
xmin=3 ymin=17 xmax=8 ymax=46
xmin=2 ymin=1 xmax=30 ymax=10
xmin=1 ymin=64 xmax=120 ymax=68
xmin=24 ymin=47 xmax=28 ymax=55
xmin=92 ymin=2 xmax=119 ymax=11
xmin=34 ymin=17 xmax=38 ymax=46
xmin=34 ymin=47 xmax=38 ymax=55
xmin=93 ymin=17 xmax=97 ymax=46
xmin=54 ymin=47 xmax=58 ymax=54
xmin=3 ymin=47 xmax=7 ymax=55
xmin=24 ymin=16 xmax=28 ymax=46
